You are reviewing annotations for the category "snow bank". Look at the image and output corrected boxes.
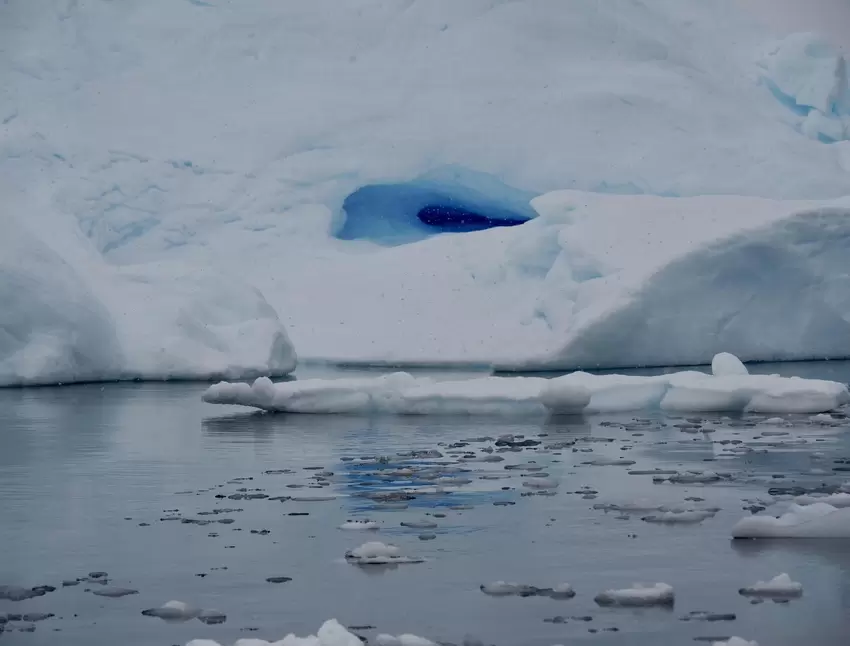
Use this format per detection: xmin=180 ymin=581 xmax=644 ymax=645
xmin=203 ymin=355 xmax=848 ymax=414
xmin=732 ymin=503 xmax=850 ymax=538
xmin=186 ymin=618 xmax=363 ymax=646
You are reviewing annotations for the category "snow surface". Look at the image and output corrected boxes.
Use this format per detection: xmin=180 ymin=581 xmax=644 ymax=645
xmin=6 ymin=0 xmax=850 ymax=383
xmin=203 ymin=355 xmax=849 ymax=415
xmin=732 ymin=503 xmax=850 ymax=538
xmin=186 ymin=619 xmax=364 ymax=646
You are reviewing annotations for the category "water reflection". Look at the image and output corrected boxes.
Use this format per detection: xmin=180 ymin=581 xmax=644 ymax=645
xmin=2 ymin=369 xmax=850 ymax=646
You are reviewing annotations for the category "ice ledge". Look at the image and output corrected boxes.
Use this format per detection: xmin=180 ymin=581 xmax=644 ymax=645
xmin=202 ymin=353 xmax=849 ymax=416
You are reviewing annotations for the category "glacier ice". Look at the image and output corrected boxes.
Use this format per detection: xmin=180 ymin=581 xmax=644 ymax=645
xmin=0 ymin=213 xmax=295 ymax=386
xmin=593 ymin=583 xmax=675 ymax=607
xmin=202 ymin=353 xmax=849 ymax=415
xmin=5 ymin=0 xmax=850 ymax=384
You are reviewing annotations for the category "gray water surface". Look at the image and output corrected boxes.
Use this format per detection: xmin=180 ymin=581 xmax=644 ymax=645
xmin=3 ymin=363 xmax=850 ymax=645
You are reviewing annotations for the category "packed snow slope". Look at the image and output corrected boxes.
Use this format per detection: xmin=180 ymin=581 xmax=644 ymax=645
xmin=4 ymin=0 xmax=850 ymax=383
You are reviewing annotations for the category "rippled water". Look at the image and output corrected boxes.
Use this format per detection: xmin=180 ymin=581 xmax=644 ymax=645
xmin=2 ymin=363 xmax=850 ymax=645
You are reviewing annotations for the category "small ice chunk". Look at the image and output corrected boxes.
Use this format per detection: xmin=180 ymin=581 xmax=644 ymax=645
xmin=582 ymin=458 xmax=636 ymax=467
xmin=793 ymin=492 xmax=850 ymax=508
xmin=669 ymin=471 xmax=721 ymax=484
xmin=641 ymin=509 xmax=716 ymax=524
xmin=142 ymin=600 xmax=201 ymax=622
xmin=522 ymin=477 xmax=559 ymax=489
xmin=345 ymin=542 xmax=422 ymax=565
xmin=400 ymin=520 xmax=438 ymax=529
xmin=738 ymin=573 xmax=802 ymax=598
xmin=375 ymin=634 xmax=437 ymax=646
xmin=594 ymin=583 xmax=674 ymax=607
xmin=187 ymin=618 xmax=364 ymax=646
xmin=339 ymin=520 xmax=380 ymax=530
xmin=480 ymin=581 xmax=522 ymax=597
xmin=197 ymin=609 xmax=227 ymax=625
xmin=711 ymin=353 xmax=748 ymax=377
xmin=711 ymin=639 xmax=758 ymax=646
xmin=550 ymin=583 xmax=576 ymax=599
xmin=91 ymin=587 xmax=139 ymax=598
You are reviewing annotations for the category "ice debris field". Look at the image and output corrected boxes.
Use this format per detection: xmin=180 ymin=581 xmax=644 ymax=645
xmin=4 ymin=0 xmax=850 ymax=385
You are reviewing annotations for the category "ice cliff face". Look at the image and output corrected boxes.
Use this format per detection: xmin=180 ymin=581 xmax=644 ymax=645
xmin=3 ymin=0 xmax=850 ymax=383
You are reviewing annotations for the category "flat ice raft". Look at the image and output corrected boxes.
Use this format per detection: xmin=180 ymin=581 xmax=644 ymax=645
xmin=732 ymin=503 xmax=850 ymax=539
xmin=202 ymin=353 xmax=848 ymax=415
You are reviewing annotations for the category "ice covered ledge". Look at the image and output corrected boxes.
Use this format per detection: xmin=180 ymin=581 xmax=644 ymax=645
xmin=202 ymin=353 xmax=849 ymax=415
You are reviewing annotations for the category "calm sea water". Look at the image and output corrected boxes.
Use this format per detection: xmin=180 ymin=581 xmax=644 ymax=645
xmin=2 ymin=362 xmax=850 ymax=646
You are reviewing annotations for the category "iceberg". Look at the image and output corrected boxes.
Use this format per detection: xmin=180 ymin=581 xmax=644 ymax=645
xmin=6 ymin=1 xmax=850 ymax=384
xmin=0 ymin=212 xmax=295 ymax=386
xmin=202 ymin=353 xmax=849 ymax=415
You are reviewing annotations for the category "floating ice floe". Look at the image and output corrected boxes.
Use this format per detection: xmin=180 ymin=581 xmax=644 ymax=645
xmin=375 ymin=634 xmax=437 ymax=646
xmin=794 ymin=492 xmax=850 ymax=508
xmin=732 ymin=503 xmax=850 ymax=538
xmin=186 ymin=618 xmax=364 ymax=646
xmin=738 ymin=573 xmax=803 ymax=598
xmin=594 ymin=583 xmax=675 ymax=607
xmin=203 ymin=354 xmax=849 ymax=415
xmin=338 ymin=520 xmax=380 ymax=531
xmin=479 ymin=582 xmax=575 ymax=599
xmin=711 ymin=639 xmax=759 ymax=646
xmin=345 ymin=542 xmax=423 ymax=566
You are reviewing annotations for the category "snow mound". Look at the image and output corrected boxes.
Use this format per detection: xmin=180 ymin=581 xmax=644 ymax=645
xmin=186 ymin=618 xmax=363 ymax=646
xmin=738 ymin=573 xmax=803 ymax=597
xmin=204 ymin=357 xmax=849 ymax=415
xmin=732 ymin=503 xmax=850 ymax=538
xmin=593 ymin=583 xmax=675 ymax=607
